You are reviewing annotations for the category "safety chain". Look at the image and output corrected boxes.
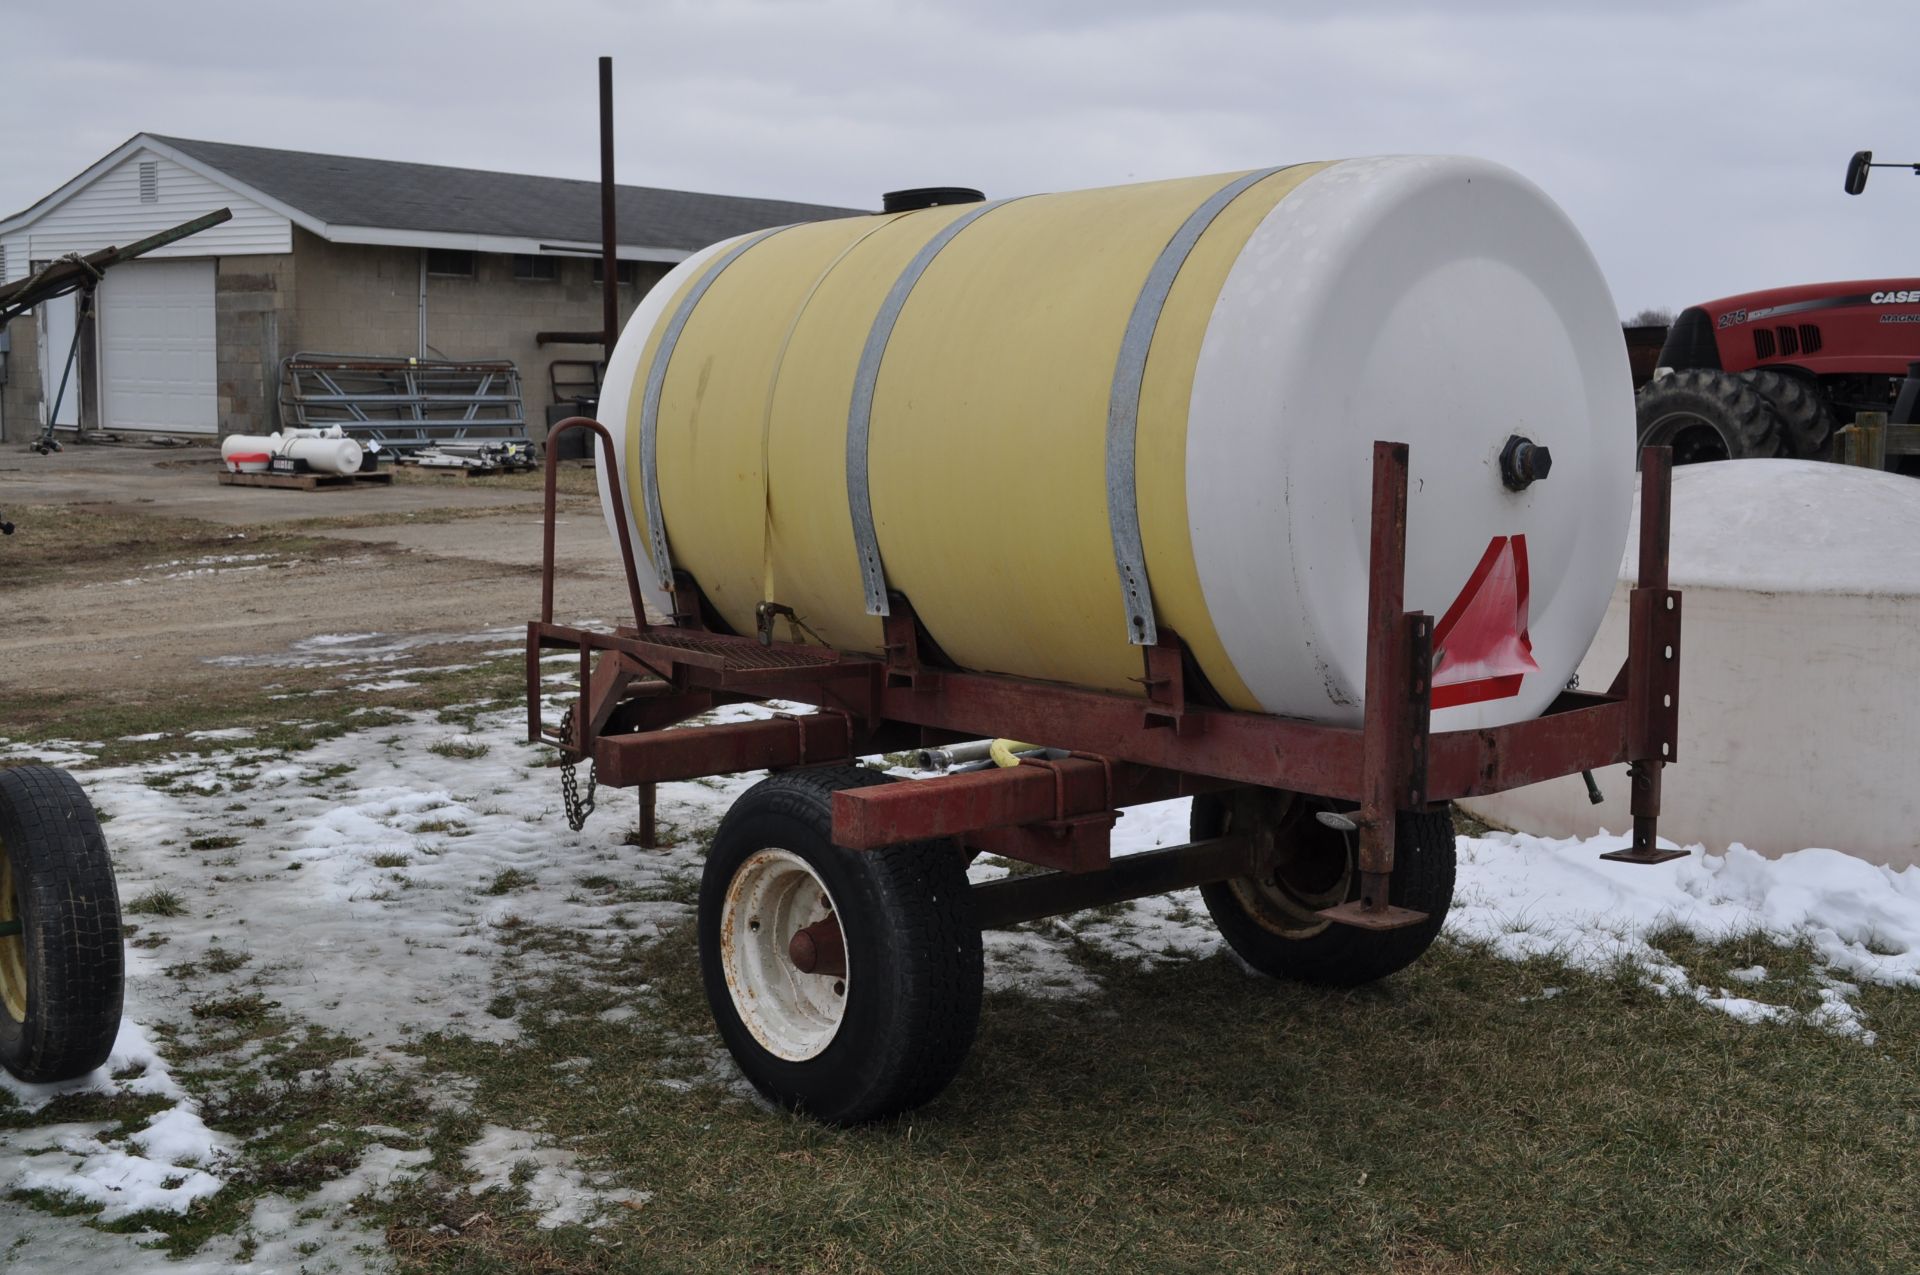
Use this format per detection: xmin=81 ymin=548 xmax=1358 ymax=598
xmin=556 ymin=705 xmax=597 ymax=831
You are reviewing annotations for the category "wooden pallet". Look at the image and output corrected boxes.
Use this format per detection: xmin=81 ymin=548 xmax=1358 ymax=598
xmin=218 ymin=470 xmax=395 ymax=491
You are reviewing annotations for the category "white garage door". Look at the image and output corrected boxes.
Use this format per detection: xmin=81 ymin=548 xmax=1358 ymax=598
xmin=99 ymin=259 xmax=217 ymax=433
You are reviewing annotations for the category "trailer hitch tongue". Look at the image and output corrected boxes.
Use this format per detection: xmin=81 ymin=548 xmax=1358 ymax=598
xmin=788 ymin=917 xmax=846 ymax=978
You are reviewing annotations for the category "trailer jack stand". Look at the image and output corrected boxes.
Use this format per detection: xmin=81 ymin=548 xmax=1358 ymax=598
xmin=1598 ymin=760 xmax=1686 ymax=865
xmin=1317 ymin=896 xmax=1430 ymax=931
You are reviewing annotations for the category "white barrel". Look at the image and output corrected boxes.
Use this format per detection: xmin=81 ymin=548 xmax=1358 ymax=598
xmin=595 ymin=157 xmax=1634 ymax=730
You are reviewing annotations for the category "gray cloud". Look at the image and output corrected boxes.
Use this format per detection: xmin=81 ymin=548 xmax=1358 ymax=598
xmin=6 ymin=0 xmax=1916 ymax=313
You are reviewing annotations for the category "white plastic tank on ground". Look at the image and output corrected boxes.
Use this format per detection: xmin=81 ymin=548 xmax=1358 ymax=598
xmin=1462 ymin=460 xmax=1920 ymax=869
xmin=220 ymin=428 xmax=363 ymax=476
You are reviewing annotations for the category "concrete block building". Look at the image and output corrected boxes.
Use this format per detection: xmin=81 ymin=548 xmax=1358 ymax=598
xmin=0 ymin=134 xmax=860 ymax=443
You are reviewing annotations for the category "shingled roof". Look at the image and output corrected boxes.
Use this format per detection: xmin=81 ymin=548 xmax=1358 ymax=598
xmin=148 ymin=135 xmax=867 ymax=254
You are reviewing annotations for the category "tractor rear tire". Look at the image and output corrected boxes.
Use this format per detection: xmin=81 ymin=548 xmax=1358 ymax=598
xmin=1740 ymin=369 xmax=1836 ymax=458
xmin=698 ymin=766 xmax=981 ymax=1125
xmin=1635 ymin=368 xmax=1785 ymax=464
xmin=0 ymin=765 xmax=124 ymax=1084
xmin=1196 ymin=790 xmax=1454 ymax=989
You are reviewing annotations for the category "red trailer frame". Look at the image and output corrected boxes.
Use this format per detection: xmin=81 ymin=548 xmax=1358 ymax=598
xmin=528 ymin=420 xmax=1681 ymax=934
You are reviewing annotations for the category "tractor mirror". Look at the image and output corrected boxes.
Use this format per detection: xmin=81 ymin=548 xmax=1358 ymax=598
xmin=1846 ymin=150 xmax=1873 ymax=196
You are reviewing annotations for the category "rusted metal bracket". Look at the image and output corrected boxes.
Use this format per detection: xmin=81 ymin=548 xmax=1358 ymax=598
xmin=833 ymin=756 xmax=1115 ymax=850
xmin=831 ymin=754 xmax=1207 ymax=873
xmin=1141 ymin=635 xmax=1200 ymax=735
xmin=597 ymin=712 xmax=856 ymax=787
xmin=881 ymin=604 xmax=940 ymax=691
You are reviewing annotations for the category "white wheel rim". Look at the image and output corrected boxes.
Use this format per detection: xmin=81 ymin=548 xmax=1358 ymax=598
xmin=720 ymin=848 xmax=847 ymax=1061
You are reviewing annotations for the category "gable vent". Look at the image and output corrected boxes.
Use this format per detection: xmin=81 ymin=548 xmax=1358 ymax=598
xmin=138 ymin=160 xmax=158 ymax=203
xmin=0 ymin=244 xmax=7 ymax=283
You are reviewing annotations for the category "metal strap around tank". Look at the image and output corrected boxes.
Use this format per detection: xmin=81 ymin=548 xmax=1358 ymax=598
xmin=847 ymin=198 xmax=1022 ymax=616
xmin=638 ymin=226 xmax=789 ymax=590
xmin=1106 ymin=165 xmax=1291 ymax=645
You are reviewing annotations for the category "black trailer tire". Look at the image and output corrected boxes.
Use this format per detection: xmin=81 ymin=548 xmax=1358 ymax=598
xmin=1635 ymin=368 xmax=1785 ymax=464
xmin=0 ymin=765 xmax=124 ymax=1084
xmin=698 ymin=766 xmax=981 ymax=1125
xmin=1740 ymin=369 xmax=1837 ymax=458
xmin=1196 ymin=790 xmax=1454 ymax=989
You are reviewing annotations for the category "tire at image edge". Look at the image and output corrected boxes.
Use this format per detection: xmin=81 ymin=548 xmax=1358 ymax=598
xmin=0 ymin=764 xmax=125 ymax=1084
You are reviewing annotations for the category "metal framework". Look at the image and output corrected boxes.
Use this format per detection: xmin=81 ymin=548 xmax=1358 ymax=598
xmin=528 ymin=417 xmax=1683 ymax=930
xmin=278 ymin=353 xmax=529 ymax=451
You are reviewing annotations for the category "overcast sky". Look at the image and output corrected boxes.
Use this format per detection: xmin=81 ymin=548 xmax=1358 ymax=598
xmin=6 ymin=0 xmax=1914 ymax=314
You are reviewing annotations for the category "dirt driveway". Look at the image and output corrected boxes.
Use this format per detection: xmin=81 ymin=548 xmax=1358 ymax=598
xmin=0 ymin=441 xmax=634 ymax=698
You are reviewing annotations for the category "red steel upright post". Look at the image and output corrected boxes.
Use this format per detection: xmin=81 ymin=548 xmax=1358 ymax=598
xmin=1319 ymin=441 xmax=1430 ymax=929
xmin=1602 ymin=444 xmax=1685 ymax=865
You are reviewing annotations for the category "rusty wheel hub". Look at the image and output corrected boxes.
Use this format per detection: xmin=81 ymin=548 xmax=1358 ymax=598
xmin=719 ymin=849 xmax=848 ymax=1061
xmin=1226 ymin=790 xmax=1352 ymax=939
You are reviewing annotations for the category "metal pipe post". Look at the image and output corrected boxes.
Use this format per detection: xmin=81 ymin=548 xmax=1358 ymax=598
xmin=638 ymin=782 xmax=658 ymax=849
xmin=598 ymin=56 xmax=620 ymax=359
xmin=540 ymin=416 xmax=647 ymax=628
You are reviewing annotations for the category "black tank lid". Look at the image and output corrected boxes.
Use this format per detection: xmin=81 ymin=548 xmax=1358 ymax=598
xmin=882 ymin=187 xmax=986 ymax=213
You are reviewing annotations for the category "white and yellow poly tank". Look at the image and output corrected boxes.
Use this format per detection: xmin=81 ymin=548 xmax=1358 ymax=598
xmin=593 ymin=157 xmax=1634 ymax=731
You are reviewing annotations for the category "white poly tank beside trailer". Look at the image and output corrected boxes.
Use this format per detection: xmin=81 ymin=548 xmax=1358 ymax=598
xmin=1463 ymin=460 xmax=1920 ymax=869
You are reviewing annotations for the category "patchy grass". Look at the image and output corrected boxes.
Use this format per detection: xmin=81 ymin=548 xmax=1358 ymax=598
xmin=81 ymin=1006 xmax=445 ymax=1260
xmin=202 ymin=945 xmax=251 ymax=975
xmin=125 ymin=887 xmax=188 ymax=917
xmin=365 ymin=921 xmax=1920 ymax=1275
xmin=428 ymin=739 xmax=491 ymax=761
xmin=190 ymin=993 xmax=279 ymax=1026
xmin=482 ymin=868 xmax=534 ymax=896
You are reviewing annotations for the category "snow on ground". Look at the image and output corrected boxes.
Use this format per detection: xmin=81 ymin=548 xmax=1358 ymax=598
xmin=82 ymin=704 xmax=752 ymax=1059
xmin=0 ymin=689 xmax=799 ymax=1271
xmin=0 ymin=1019 xmax=230 ymax=1220
xmin=1447 ymin=827 xmax=1920 ymax=1041
xmin=7 ymin=680 xmax=1920 ymax=1268
xmin=462 ymin=1125 xmax=648 ymax=1228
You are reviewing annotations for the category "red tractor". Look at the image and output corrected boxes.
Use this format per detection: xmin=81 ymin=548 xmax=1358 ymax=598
xmin=1635 ymin=151 xmax=1920 ymax=467
xmin=1636 ymin=279 xmax=1920 ymax=465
